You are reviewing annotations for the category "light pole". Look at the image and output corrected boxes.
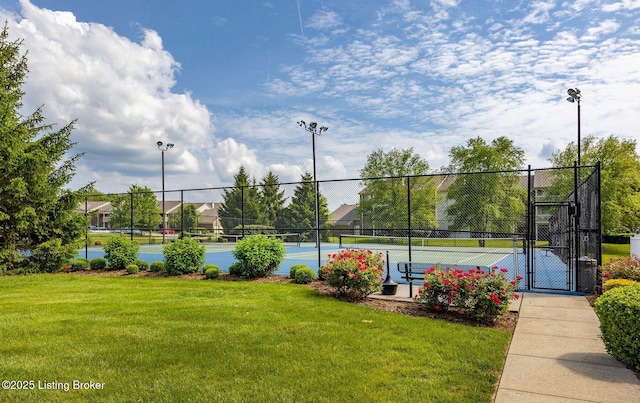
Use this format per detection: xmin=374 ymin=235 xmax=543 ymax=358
xmin=157 ymin=141 xmax=174 ymax=244
xmin=297 ymin=120 xmax=328 ymax=269
xmin=566 ymin=88 xmax=581 ymax=291
xmin=566 ymin=88 xmax=581 ymax=166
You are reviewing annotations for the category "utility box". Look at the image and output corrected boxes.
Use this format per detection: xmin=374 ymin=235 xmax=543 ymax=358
xmin=631 ymin=234 xmax=640 ymax=258
xmin=577 ymin=256 xmax=597 ymax=294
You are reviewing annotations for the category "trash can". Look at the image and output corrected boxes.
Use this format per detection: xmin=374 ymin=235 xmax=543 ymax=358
xmin=577 ymin=256 xmax=597 ymax=294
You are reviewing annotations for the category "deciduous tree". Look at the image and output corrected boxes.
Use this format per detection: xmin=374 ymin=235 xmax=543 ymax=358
xmin=359 ymin=148 xmax=437 ymax=235
xmin=548 ymin=134 xmax=640 ymax=234
xmin=445 ymin=137 xmax=526 ymax=238
xmin=109 ymin=185 xmax=161 ymax=229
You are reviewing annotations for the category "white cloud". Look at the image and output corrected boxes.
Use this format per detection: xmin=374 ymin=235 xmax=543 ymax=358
xmin=1 ymin=0 xmax=263 ymax=193
xmin=307 ymin=9 xmax=342 ymax=30
xmin=602 ymin=0 xmax=640 ymax=12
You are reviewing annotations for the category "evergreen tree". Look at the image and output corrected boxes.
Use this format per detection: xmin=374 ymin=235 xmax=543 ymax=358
xmin=284 ymin=172 xmax=329 ymax=241
xmin=0 ymin=24 xmax=87 ymax=273
xmin=260 ymin=171 xmax=286 ymax=230
xmin=218 ymin=166 xmax=264 ymax=234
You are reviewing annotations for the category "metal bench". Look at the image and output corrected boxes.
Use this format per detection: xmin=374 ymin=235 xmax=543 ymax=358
xmin=397 ymin=262 xmax=489 ymax=298
xmin=397 ymin=262 xmax=436 ymax=298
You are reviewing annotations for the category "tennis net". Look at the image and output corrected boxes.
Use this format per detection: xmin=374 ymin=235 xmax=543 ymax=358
xmin=338 ymin=234 xmax=522 ymax=276
xmin=219 ymin=233 xmax=301 ymax=247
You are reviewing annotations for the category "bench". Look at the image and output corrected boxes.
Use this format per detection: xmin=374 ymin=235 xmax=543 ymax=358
xmin=397 ymin=262 xmax=488 ymax=298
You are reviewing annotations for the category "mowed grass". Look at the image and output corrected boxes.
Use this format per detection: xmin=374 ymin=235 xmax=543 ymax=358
xmin=602 ymin=242 xmax=630 ymax=262
xmin=0 ymin=275 xmax=510 ymax=402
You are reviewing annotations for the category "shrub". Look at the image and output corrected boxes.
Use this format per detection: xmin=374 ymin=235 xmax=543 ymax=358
xmin=289 ymin=264 xmax=309 ymax=279
xmin=204 ymin=264 xmax=220 ymax=279
xmin=69 ymin=258 xmax=89 ymax=272
xmin=135 ymin=259 xmax=149 ymax=271
xmin=603 ymin=278 xmax=638 ymax=292
xmin=228 ymin=262 xmax=243 ymax=276
xmin=294 ymin=266 xmax=315 ymax=284
xmin=94 ymin=240 xmax=103 ymax=246
xmin=414 ymin=265 xmax=521 ymax=323
xmin=163 ymin=237 xmax=206 ymax=276
xmin=595 ymin=283 xmax=640 ymax=371
xmin=231 ymin=235 xmax=286 ymax=278
xmin=149 ymin=261 xmax=164 ymax=272
xmin=126 ymin=264 xmax=139 ymax=274
xmin=103 ymin=236 xmax=139 ymax=270
xmin=89 ymin=258 xmax=107 ymax=270
xmin=600 ymin=256 xmax=640 ymax=282
xmin=321 ymin=248 xmax=385 ymax=301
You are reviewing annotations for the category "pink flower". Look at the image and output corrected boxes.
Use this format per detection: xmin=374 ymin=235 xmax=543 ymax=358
xmin=603 ymin=272 xmax=611 ymax=278
xmin=490 ymin=293 xmax=501 ymax=304
xmin=500 ymin=268 xmax=509 ymax=273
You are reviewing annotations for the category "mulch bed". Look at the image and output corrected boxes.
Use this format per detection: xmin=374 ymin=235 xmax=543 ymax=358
xmin=65 ymin=269 xmax=518 ymax=333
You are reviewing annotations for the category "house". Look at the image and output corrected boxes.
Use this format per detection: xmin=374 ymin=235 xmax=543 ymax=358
xmin=77 ymin=200 xmax=222 ymax=234
xmin=328 ymin=204 xmax=361 ymax=236
xmin=78 ymin=201 xmax=112 ymax=229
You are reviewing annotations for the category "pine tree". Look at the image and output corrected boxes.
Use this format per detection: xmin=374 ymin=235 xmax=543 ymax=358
xmin=284 ymin=172 xmax=329 ymax=241
xmin=0 ymin=24 xmax=87 ymax=273
xmin=260 ymin=171 xmax=286 ymax=230
xmin=218 ymin=166 xmax=264 ymax=234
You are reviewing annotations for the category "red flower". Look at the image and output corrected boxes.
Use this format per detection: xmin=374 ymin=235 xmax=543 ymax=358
xmin=490 ymin=293 xmax=501 ymax=304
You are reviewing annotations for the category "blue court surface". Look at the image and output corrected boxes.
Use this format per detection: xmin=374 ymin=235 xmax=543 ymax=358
xmin=78 ymin=242 xmax=569 ymax=291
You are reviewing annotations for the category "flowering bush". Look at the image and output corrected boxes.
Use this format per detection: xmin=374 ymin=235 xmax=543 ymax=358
xmin=600 ymin=257 xmax=640 ymax=282
xmin=321 ymin=248 xmax=385 ymax=301
xmin=414 ymin=265 xmax=521 ymax=323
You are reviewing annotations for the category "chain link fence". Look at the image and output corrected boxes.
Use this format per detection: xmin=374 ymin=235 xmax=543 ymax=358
xmin=80 ymin=164 xmax=600 ymax=290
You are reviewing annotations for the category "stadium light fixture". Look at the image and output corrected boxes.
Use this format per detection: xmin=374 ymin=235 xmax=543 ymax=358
xmin=157 ymin=141 xmax=174 ymax=244
xmin=566 ymin=88 xmax=581 ymax=166
xmin=297 ymin=121 xmax=329 ymax=269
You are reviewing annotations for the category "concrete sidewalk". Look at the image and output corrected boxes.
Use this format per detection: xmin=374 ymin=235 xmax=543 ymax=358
xmin=494 ymin=292 xmax=640 ymax=402
xmin=370 ymin=286 xmax=640 ymax=402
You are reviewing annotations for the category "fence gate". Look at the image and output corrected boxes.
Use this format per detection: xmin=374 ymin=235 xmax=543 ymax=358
xmin=527 ymin=200 xmax=576 ymax=291
xmin=525 ymin=164 xmax=601 ymax=292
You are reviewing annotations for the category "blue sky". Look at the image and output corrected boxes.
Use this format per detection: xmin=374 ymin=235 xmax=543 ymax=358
xmin=1 ymin=0 xmax=639 ymax=202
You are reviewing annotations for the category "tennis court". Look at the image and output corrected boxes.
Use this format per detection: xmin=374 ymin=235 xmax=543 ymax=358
xmin=79 ymin=233 xmax=577 ymax=290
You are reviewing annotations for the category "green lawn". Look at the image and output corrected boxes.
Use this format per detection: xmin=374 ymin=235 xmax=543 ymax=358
xmin=0 ymin=275 xmax=510 ymax=402
xmin=602 ymin=242 xmax=630 ymax=262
